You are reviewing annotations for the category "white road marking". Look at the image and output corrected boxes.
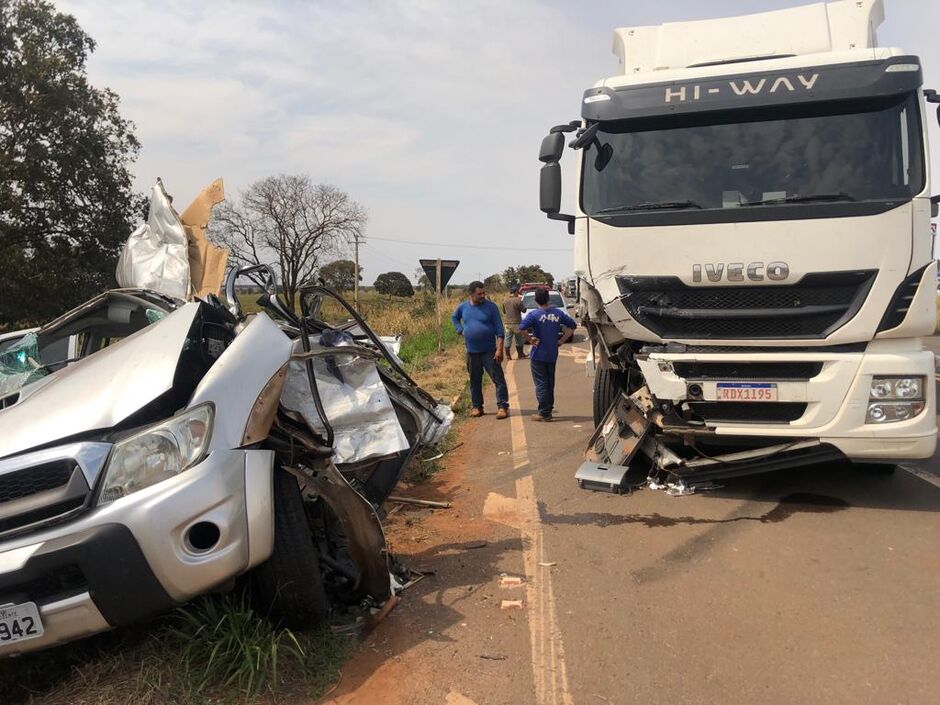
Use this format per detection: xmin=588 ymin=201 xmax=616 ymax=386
xmin=501 ymin=360 xmax=574 ymax=705
xmin=900 ymin=463 xmax=940 ymax=489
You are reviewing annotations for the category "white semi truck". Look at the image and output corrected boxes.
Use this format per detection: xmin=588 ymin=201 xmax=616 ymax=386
xmin=538 ymin=0 xmax=940 ymax=490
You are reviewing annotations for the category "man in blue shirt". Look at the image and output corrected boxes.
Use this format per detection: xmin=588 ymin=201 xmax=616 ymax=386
xmin=451 ymin=281 xmax=509 ymax=419
xmin=518 ymin=287 xmax=576 ymax=422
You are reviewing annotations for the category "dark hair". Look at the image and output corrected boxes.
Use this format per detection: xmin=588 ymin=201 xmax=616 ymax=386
xmin=468 ymin=280 xmax=485 ymax=293
xmin=534 ymin=287 xmax=549 ymax=305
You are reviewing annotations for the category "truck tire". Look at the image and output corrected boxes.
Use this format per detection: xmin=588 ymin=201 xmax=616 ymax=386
xmin=254 ymin=468 xmax=330 ymax=628
xmin=593 ymin=368 xmax=626 ymax=427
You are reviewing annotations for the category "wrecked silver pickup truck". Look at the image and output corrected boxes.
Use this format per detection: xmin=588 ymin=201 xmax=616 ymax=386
xmin=0 ymin=182 xmax=451 ymax=656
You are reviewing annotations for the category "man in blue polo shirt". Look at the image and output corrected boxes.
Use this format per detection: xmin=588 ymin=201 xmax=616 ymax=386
xmin=519 ymin=287 xmax=576 ymax=422
xmin=451 ymin=281 xmax=509 ymax=419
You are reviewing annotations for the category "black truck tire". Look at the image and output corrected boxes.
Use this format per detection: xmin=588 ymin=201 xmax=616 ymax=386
xmin=593 ymin=367 xmax=627 ymax=427
xmin=254 ymin=468 xmax=330 ymax=628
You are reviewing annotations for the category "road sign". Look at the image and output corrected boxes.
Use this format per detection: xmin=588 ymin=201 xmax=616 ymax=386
xmin=419 ymin=259 xmax=460 ymax=293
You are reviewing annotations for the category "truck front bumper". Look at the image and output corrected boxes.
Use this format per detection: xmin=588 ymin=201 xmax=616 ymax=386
xmin=635 ymin=340 xmax=937 ymax=462
xmin=0 ymin=448 xmax=275 ymax=657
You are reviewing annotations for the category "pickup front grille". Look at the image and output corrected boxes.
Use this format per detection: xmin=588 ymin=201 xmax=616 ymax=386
xmin=0 ymin=460 xmax=76 ymax=503
xmin=0 ymin=457 xmax=98 ymax=537
xmin=617 ymin=270 xmax=876 ymax=340
xmin=674 ymin=361 xmax=823 ymax=380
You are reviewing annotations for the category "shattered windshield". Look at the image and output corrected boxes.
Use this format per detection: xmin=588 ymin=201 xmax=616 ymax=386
xmin=580 ymin=92 xmax=925 ymax=217
xmin=0 ymin=294 xmax=175 ymax=398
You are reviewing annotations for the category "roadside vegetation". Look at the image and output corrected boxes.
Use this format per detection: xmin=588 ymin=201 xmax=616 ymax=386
xmin=0 ymin=288 xmax=469 ymax=704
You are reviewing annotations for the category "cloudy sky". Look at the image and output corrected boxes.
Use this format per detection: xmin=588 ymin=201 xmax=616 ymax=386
xmin=57 ymin=0 xmax=940 ymax=285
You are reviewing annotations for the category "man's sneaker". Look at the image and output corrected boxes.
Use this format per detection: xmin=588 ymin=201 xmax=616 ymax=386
xmin=496 ymin=408 xmax=509 ymax=420
xmin=530 ymin=414 xmax=552 ymax=422
xmin=470 ymin=407 xmax=483 ymax=418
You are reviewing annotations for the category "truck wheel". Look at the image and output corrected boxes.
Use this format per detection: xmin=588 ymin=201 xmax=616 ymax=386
xmin=593 ymin=368 xmax=626 ymax=427
xmin=254 ymin=468 xmax=330 ymax=628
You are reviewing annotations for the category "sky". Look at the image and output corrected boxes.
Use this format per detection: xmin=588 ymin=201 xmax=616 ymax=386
xmin=56 ymin=0 xmax=940 ymax=286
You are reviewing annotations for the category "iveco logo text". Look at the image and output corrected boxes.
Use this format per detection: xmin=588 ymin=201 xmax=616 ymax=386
xmin=665 ymin=74 xmax=819 ymax=103
xmin=692 ymin=261 xmax=789 ymax=283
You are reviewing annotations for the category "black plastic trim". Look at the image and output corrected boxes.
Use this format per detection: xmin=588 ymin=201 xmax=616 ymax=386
xmin=582 ymin=56 xmax=923 ymax=121
xmin=877 ymin=264 xmax=929 ymax=332
xmin=0 ymin=524 xmax=176 ymax=626
xmin=589 ymin=199 xmax=909 ymax=227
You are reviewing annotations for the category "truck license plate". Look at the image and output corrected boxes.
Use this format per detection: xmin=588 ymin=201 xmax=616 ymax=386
xmin=0 ymin=602 xmax=44 ymax=644
xmin=716 ymin=382 xmax=777 ymax=402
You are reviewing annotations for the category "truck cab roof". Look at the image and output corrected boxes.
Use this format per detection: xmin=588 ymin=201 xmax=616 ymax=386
xmin=611 ymin=0 xmax=885 ymax=78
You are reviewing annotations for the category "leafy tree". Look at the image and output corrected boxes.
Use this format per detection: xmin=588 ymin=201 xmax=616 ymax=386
xmin=211 ymin=175 xmax=367 ymax=310
xmin=502 ymin=265 xmax=553 ymax=287
xmin=483 ymin=273 xmax=503 ymax=291
xmin=414 ymin=266 xmax=431 ymax=290
xmin=319 ymin=259 xmax=360 ymax=291
xmin=374 ymin=271 xmax=414 ymax=297
xmin=0 ymin=0 xmax=142 ymax=328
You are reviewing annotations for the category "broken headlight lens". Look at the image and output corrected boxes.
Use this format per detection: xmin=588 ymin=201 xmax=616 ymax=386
xmin=866 ymin=376 xmax=926 ymax=424
xmin=99 ymin=404 xmax=213 ymax=504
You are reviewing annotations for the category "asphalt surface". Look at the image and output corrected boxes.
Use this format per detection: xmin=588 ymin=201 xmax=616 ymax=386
xmin=528 ymin=336 xmax=940 ymax=705
xmin=331 ymin=334 xmax=940 ymax=705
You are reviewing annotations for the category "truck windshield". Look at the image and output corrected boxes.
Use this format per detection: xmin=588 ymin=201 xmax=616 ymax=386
xmin=581 ymin=92 xmax=924 ymax=217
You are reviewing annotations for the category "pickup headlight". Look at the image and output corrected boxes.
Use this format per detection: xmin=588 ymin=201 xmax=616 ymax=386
xmin=866 ymin=376 xmax=925 ymax=424
xmin=99 ymin=404 xmax=214 ymax=504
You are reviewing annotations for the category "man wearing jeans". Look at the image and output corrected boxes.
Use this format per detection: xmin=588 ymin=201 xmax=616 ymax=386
xmin=519 ymin=287 xmax=576 ymax=422
xmin=451 ymin=281 xmax=510 ymax=419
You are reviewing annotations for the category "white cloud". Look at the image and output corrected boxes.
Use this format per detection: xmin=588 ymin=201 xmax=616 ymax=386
xmin=55 ymin=0 xmax=940 ymax=283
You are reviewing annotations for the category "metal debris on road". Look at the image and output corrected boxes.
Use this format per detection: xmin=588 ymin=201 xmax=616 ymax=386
xmin=479 ymin=654 xmax=509 ymax=661
xmin=388 ymin=496 xmax=453 ymax=508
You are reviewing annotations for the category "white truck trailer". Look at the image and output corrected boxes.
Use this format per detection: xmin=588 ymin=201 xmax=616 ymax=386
xmin=538 ymin=0 xmax=940 ymax=490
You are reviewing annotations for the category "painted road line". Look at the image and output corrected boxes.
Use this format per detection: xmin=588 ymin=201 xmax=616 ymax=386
xmin=501 ymin=360 xmax=574 ymax=705
xmin=900 ymin=463 xmax=940 ymax=489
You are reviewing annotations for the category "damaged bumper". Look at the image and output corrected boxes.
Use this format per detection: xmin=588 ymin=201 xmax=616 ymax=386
xmin=579 ymin=340 xmax=937 ymax=493
xmin=0 ymin=449 xmax=275 ymax=656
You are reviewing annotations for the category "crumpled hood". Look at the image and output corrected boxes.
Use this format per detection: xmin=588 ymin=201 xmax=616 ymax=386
xmin=0 ymin=304 xmax=201 ymax=460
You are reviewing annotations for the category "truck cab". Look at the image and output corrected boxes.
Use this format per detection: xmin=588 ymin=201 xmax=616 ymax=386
xmin=539 ymin=0 xmax=938 ymax=480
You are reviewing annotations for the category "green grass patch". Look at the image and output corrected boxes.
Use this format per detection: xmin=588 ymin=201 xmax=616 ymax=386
xmin=0 ymin=590 xmax=349 ymax=705
xmin=398 ymin=319 xmax=460 ymax=365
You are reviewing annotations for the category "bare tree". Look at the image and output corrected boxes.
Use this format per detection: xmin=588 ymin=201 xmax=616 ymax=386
xmin=210 ymin=175 xmax=367 ymax=309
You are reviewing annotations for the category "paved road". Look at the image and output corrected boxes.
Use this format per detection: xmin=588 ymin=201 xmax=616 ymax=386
xmin=331 ymin=334 xmax=940 ymax=705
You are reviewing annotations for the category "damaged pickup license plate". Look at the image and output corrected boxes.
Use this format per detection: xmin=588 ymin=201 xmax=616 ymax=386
xmin=0 ymin=602 xmax=43 ymax=645
xmin=716 ymin=382 xmax=777 ymax=402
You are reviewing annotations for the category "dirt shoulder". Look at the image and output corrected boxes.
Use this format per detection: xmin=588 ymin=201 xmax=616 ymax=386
xmin=321 ymin=388 xmax=534 ymax=705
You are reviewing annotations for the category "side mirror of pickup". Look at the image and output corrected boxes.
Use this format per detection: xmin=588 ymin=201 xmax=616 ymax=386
xmin=538 ymin=122 xmax=579 ymax=235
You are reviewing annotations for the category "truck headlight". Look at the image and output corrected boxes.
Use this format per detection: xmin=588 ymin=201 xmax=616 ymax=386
xmin=99 ymin=404 xmax=214 ymax=504
xmin=866 ymin=376 xmax=925 ymax=424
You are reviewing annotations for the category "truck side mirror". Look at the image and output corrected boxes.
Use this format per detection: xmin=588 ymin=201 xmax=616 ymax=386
xmin=925 ymin=91 xmax=940 ymax=217
xmin=538 ymin=123 xmax=579 ymax=234
xmin=539 ymin=132 xmax=565 ymax=163
xmin=540 ymin=162 xmax=562 ymax=213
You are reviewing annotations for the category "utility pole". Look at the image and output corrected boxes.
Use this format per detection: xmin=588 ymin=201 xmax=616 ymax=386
xmin=352 ymin=232 xmax=362 ymax=312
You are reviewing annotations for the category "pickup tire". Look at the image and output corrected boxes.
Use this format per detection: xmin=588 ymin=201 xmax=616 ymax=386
xmin=254 ymin=468 xmax=329 ymax=628
xmin=593 ymin=368 xmax=627 ymax=427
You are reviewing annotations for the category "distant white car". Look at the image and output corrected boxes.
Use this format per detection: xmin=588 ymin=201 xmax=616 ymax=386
xmin=519 ymin=290 xmax=576 ymax=343
xmin=521 ymin=290 xmax=570 ymax=314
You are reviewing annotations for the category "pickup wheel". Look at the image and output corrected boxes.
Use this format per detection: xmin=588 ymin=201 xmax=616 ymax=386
xmin=593 ymin=368 xmax=627 ymax=427
xmin=254 ymin=468 xmax=330 ymax=628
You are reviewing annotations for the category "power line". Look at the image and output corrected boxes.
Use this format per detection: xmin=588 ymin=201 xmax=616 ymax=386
xmin=365 ymin=235 xmax=572 ymax=253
